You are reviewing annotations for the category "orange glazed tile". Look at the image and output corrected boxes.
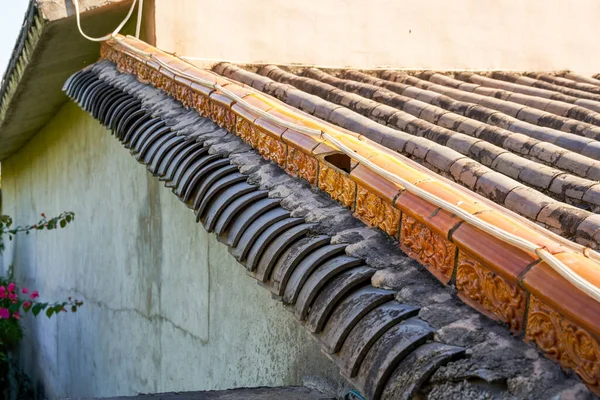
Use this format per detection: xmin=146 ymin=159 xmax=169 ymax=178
xmin=400 ymin=212 xmax=456 ymax=284
xmin=523 ymin=256 xmax=600 ymax=394
xmin=145 ymin=58 xmax=161 ymax=72
xmin=255 ymin=128 xmax=288 ymax=168
xmin=318 ymin=162 xmax=356 ymax=209
xmin=351 ymin=163 xmax=403 ymax=204
xmin=120 ymin=36 xmax=154 ymax=52
xmin=231 ymin=94 xmax=274 ymax=124
xmin=235 ymin=117 xmax=258 ymax=145
xmin=395 ymin=191 xmax=459 ymax=284
xmin=415 ymin=181 xmax=490 ymax=215
xmin=354 ymin=184 xmax=401 ymax=238
xmin=456 ymin=251 xmax=527 ymax=333
xmin=525 ymin=293 xmax=600 ymax=392
xmin=190 ymin=82 xmax=214 ymax=98
xmin=286 ymin=146 xmax=318 ymax=185
xmin=451 ymin=223 xmax=538 ymax=284
xmin=312 ymin=142 xmax=341 ymax=157
xmin=366 ymin=153 xmax=429 ymax=187
xmin=267 ymin=106 xmax=328 ymax=133
xmin=254 ymin=116 xmax=288 ymax=139
xmin=395 ymin=191 xmax=461 ymax=239
xmin=523 ymin=253 xmax=600 ymax=339
xmin=221 ymin=83 xmax=254 ymax=99
xmin=209 ymin=90 xmax=235 ymax=109
xmin=182 ymin=67 xmax=219 ymax=86
xmin=330 ymin=134 xmax=380 ymax=160
xmin=475 ymin=211 xmax=568 ymax=255
xmin=165 ymin=58 xmax=190 ymax=72
xmin=282 ymin=128 xmax=321 ymax=155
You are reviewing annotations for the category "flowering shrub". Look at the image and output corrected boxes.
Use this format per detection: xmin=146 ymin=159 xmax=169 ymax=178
xmin=0 ymin=212 xmax=81 ymax=398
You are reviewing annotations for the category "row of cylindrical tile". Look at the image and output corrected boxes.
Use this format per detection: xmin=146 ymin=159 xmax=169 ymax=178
xmin=525 ymin=72 xmax=600 ymax=96
xmin=485 ymin=71 xmax=600 ymax=108
xmin=396 ymin=71 xmax=600 ymax=145
xmin=427 ymin=71 xmax=600 ymax=126
xmin=342 ymin=70 xmax=600 ymax=177
xmin=401 ymin=71 xmax=600 ymax=164
xmin=259 ymin=65 xmax=600 ymax=213
xmin=64 ymin=66 xmax=467 ymax=400
xmin=99 ymin=36 xmax=600 ymax=395
xmin=218 ymin=62 xmax=599 ymax=247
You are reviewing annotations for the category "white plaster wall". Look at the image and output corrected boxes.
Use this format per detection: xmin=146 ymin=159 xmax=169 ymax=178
xmin=154 ymin=0 xmax=600 ymax=74
xmin=0 ymin=102 xmax=342 ymax=399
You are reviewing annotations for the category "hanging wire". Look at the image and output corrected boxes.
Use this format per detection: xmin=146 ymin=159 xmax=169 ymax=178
xmin=73 ymin=0 xmax=138 ymax=42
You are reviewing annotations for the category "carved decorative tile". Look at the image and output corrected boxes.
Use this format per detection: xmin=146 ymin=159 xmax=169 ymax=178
xmin=175 ymin=84 xmax=194 ymax=109
xmin=149 ymin=69 xmax=162 ymax=89
xmin=355 ymin=185 xmax=400 ymax=237
xmin=137 ymin=64 xmax=152 ymax=84
xmin=286 ymin=147 xmax=318 ymax=186
xmin=123 ymin=54 xmax=139 ymax=75
xmin=235 ymin=118 xmax=258 ymax=146
xmin=400 ymin=214 xmax=455 ymax=284
xmin=527 ymin=295 xmax=600 ymax=391
xmin=193 ymin=92 xmax=211 ymax=118
xmin=456 ymin=252 xmax=526 ymax=333
xmin=318 ymin=164 xmax=356 ymax=209
xmin=212 ymin=103 xmax=236 ymax=132
xmin=257 ymin=129 xmax=287 ymax=167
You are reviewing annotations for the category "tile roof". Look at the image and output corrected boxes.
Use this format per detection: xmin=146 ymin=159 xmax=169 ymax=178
xmin=64 ymin=59 xmax=593 ymax=400
xmin=215 ymin=64 xmax=600 ymax=246
xmin=79 ymin=35 xmax=600 ymax=397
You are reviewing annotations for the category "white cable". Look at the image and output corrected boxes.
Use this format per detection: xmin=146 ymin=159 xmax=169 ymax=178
xmin=113 ymin=35 xmax=600 ymax=303
xmin=135 ymin=0 xmax=143 ymax=39
xmin=73 ymin=0 xmax=138 ymax=42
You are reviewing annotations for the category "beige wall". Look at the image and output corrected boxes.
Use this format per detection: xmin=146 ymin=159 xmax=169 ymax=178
xmin=154 ymin=0 xmax=600 ymax=74
xmin=1 ymin=102 xmax=343 ymax=399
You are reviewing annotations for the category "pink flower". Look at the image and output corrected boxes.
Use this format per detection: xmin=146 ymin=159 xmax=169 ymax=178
xmin=0 ymin=286 xmax=6 ymax=299
xmin=9 ymin=293 xmax=17 ymax=302
xmin=0 ymin=308 xmax=9 ymax=319
xmin=30 ymin=291 xmax=39 ymax=300
xmin=22 ymin=301 xmax=31 ymax=310
xmin=12 ymin=312 xmax=20 ymax=320
xmin=7 ymin=283 xmax=15 ymax=293
xmin=21 ymin=287 xmax=29 ymax=294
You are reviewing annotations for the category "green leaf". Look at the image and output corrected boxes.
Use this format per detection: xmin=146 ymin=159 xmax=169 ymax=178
xmin=46 ymin=308 xmax=54 ymax=318
xmin=8 ymin=303 xmax=19 ymax=312
xmin=32 ymin=304 xmax=42 ymax=316
xmin=60 ymin=220 xmax=66 ymax=228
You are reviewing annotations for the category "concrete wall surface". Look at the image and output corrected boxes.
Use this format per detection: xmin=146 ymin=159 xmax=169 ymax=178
xmin=0 ymin=102 xmax=342 ymax=399
xmin=154 ymin=0 xmax=600 ymax=74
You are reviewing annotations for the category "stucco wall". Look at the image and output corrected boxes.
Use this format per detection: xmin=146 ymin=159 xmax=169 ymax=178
xmin=155 ymin=0 xmax=600 ymax=74
xmin=0 ymin=102 xmax=342 ymax=399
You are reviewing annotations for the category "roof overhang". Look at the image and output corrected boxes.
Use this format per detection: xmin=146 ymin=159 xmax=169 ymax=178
xmin=0 ymin=0 xmax=135 ymax=161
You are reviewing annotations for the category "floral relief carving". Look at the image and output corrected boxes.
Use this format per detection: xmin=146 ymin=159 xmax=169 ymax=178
xmin=286 ymin=147 xmax=318 ymax=186
xmin=256 ymin=130 xmax=287 ymax=167
xmin=149 ymin=69 xmax=162 ymax=89
xmin=137 ymin=64 xmax=151 ymax=84
xmin=212 ymin=103 xmax=236 ymax=132
xmin=175 ymin=84 xmax=194 ymax=109
xmin=400 ymin=214 xmax=455 ymax=283
xmin=355 ymin=186 xmax=400 ymax=237
xmin=318 ymin=164 xmax=356 ymax=209
xmin=455 ymin=253 xmax=526 ymax=333
xmin=527 ymin=296 xmax=600 ymax=389
xmin=235 ymin=118 xmax=258 ymax=146
xmin=193 ymin=93 xmax=211 ymax=118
